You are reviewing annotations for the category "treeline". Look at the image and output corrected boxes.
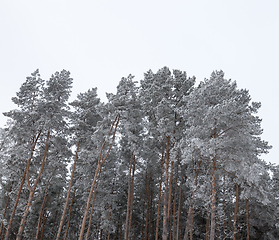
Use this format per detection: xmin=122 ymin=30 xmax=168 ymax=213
xmin=0 ymin=67 xmax=278 ymax=240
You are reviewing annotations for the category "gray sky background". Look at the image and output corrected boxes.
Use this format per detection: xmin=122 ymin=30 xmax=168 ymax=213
xmin=1 ymin=0 xmax=278 ymax=164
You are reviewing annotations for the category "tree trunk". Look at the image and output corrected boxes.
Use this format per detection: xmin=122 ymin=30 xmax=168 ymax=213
xmin=176 ymin=167 xmax=185 ymax=240
xmin=144 ymin=172 xmax=150 ymax=240
xmin=246 ymin=199 xmax=249 ymax=240
xmin=210 ymin=120 xmax=217 ymax=240
xmin=176 ymin=183 xmax=182 ymax=240
xmin=155 ymin=146 xmax=165 ymax=240
xmin=233 ymin=183 xmax=239 ymax=240
xmin=63 ymin=190 xmax=76 ymax=240
xmin=39 ymin=210 xmax=48 ymax=240
xmin=206 ymin=210 xmax=210 ymax=240
xmin=85 ymin=179 xmax=100 ymax=239
xmin=16 ymin=130 xmax=50 ymax=240
xmin=162 ymin=136 xmax=170 ymax=240
xmin=0 ymin=184 xmax=12 ymax=238
xmin=168 ymin=161 xmax=174 ymax=240
xmin=36 ymin=184 xmax=50 ymax=240
xmin=209 ymin=155 xmax=217 ymax=240
xmin=5 ymin=131 xmax=41 ymax=240
xmin=56 ymin=139 xmax=80 ymax=240
xmin=78 ymin=114 xmax=119 ymax=240
xmin=128 ymin=156 xmax=136 ymax=240
xmin=125 ymin=153 xmax=135 ymax=240
xmin=172 ymin=164 xmax=178 ymax=240
xmin=183 ymin=160 xmax=202 ymax=240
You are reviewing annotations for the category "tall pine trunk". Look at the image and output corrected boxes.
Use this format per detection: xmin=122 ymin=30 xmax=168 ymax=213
xmin=0 ymin=184 xmax=12 ymax=238
xmin=155 ymin=146 xmax=165 ymax=240
xmin=210 ymin=154 xmax=217 ymax=240
xmin=125 ymin=153 xmax=135 ymax=240
xmin=162 ymin=136 xmax=170 ymax=240
xmin=36 ymin=183 xmax=50 ymax=240
xmin=183 ymin=160 xmax=202 ymax=240
xmin=16 ymin=130 xmax=50 ymax=240
xmin=85 ymin=179 xmax=100 ymax=239
xmin=172 ymin=163 xmax=178 ymax=240
xmin=246 ymin=199 xmax=249 ymax=240
xmin=233 ymin=183 xmax=239 ymax=240
xmin=5 ymin=131 xmax=41 ymax=240
xmin=64 ymin=190 xmax=76 ymax=240
xmin=128 ymin=156 xmax=136 ymax=240
xmin=78 ymin=114 xmax=119 ymax=240
xmin=209 ymin=120 xmax=217 ymax=240
xmin=56 ymin=139 xmax=80 ymax=240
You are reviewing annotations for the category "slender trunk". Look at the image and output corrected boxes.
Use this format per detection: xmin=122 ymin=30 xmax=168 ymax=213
xmin=4 ymin=171 xmax=26 ymax=240
xmin=49 ymin=210 xmax=58 ymax=240
xmin=0 ymin=184 xmax=12 ymax=238
xmin=209 ymin=120 xmax=217 ymax=240
xmin=128 ymin=156 xmax=136 ymax=240
xmin=56 ymin=140 xmax=80 ymax=240
xmin=162 ymin=136 xmax=170 ymax=240
xmin=190 ymin=212 xmax=193 ymax=240
xmin=5 ymin=131 xmax=41 ymax=240
xmin=39 ymin=210 xmax=48 ymax=240
xmin=183 ymin=160 xmax=202 ymax=240
xmin=222 ymin=204 xmax=226 ymax=240
xmin=78 ymin=114 xmax=119 ymax=240
xmin=246 ymin=199 xmax=249 ymax=240
xmin=206 ymin=210 xmax=210 ymax=240
xmin=172 ymin=164 xmax=178 ymax=240
xmin=36 ymin=184 xmax=50 ymax=240
xmin=144 ymin=172 xmax=150 ymax=240
xmin=141 ymin=203 xmax=145 ymax=240
xmin=233 ymin=183 xmax=239 ymax=240
xmin=176 ymin=183 xmax=182 ymax=240
xmin=85 ymin=179 xmax=100 ymax=239
xmin=209 ymin=155 xmax=217 ymax=240
xmin=149 ymin=183 xmax=153 ymax=240
xmin=16 ymin=130 xmax=50 ymax=240
xmin=125 ymin=153 xmax=134 ymax=240
xmin=155 ymin=146 xmax=165 ymax=240
xmin=63 ymin=190 xmax=76 ymax=240
xmin=167 ymin=161 xmax=174 ymax=240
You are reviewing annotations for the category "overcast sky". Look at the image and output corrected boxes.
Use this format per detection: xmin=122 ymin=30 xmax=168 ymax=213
xmin=1 ymin=0 xmax=278 ymax=164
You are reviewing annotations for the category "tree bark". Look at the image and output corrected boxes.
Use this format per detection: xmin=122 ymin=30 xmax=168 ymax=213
xmin=36 ymin=184 xmax=50 ymax=240
xmin=209 ymin=120 xmax=217 ymax=240
xmin=63 ymin=190 xmax=76 ymax=240
xmin=206 ymin=210 xmax=210 ymax=240
xmin=78 ymin=114 xmax=119 ymax=240
xmin=246 ymin=199 xmax=249 ymax=240
xmin=56 ymin=139 xmax=80 ymax=240
xmin=233 ymin=183 xmax=239 ymax=240
xmin=155 ymin=146 xmax=165 ymax=240
xmin=176 ymin=183 xmax=182 ymax=240
xmin=16 ymin=130 xmax=50 ymax=240
xmin=183 ymin=160 xmax=202 ymax=240
xmin=125 ymin=153 xmax=135 ymax=240
xmin=162 ymin=136 xmax=170 ymax=240
xmin=172 ymin=163 xmax=178 ymax=240
xmin=0 ymin=184 xmax=12 ymax=238
xmin=168 ymin=161 xmax=174 ymax=240
xmin=209 ymin=154 xmax=217 ymax=240
xmin=144 ymin=172 xmax=150 ymax=240
xmin=5 ymin=131 xmax=41 ymax=240
xmin=39 ymin=210 xmax=48 ymax=240
xmin=128 ymin=156 xmax=136 ymax=240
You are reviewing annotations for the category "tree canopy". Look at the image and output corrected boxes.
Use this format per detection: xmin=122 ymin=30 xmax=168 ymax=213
xmin=0 ymin=67 xmax=277 ymax=240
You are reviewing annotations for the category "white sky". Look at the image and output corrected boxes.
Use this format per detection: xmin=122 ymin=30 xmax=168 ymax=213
xmin=1 ymin=0 xmax=278 ymax=164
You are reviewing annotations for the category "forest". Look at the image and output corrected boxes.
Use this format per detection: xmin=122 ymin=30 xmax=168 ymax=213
xmin=0 ymin=67 xmax=278 ymax=240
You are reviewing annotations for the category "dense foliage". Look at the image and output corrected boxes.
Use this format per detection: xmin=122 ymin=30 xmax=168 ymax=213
xmin=0 ymin=67 xmax=277 ymax=240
